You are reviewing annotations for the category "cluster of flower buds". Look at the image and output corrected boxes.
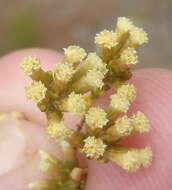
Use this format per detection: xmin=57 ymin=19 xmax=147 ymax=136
xmin=29 ymin=142 xmax=86 ymax=190
xmin=21 ymin=17 xmax=152 ymax=189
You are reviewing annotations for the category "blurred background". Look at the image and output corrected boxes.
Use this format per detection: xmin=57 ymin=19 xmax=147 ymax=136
xmin=0 ymin=0 xmax=171 ymax=68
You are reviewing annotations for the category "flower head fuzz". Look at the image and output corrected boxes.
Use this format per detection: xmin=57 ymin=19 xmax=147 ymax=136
xmin=64 ymin=45 xmax=86 ymax=64
xmin=129 ymin=27 xmax=148 ymax=46
xmin=117 ymin=83 xmax=137 ymax=102
xmin=21 ymin=56 xmax=41 ymax=76
xmin=119 ymin=47 xmax=138 ymax=66
xmin=116 ymin=17 xmax=134 ymax=33
xmin=55 ymin=62 xmax=75 ymax=83
xmin=64 ymin=92 xmax=87 ymax=114
xmin=85 ymin=107 xmax=108 ymax=130
xmin=115 ymin=116 xmax=133 ymax=136
xmin=131 ymin=112 xmax=150 ymax=133
xmin=110 ymin=94 xmax=130 ymax=113
xmin=95 ymin=30 xmax=118 ymax=49
xmin=82 ymin=136 xmax=107 ymax=159
xmin=139 ymin=147 xmax=153 ymax=167
xmin=25 ymin=81 xmax=47 ymax=103
xmin=47 ymin=121 xmax=74 ymax=140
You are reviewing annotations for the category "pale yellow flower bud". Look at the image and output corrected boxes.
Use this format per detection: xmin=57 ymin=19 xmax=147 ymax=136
xmin=85 ymin=107 xmax=108 ymax=130
xmin=70 ymin=168 xmax=84 ymax=182
xmin=110 ymin=94 xmax=130 ymax=113
xmin=54 ymin=62 xmax=75 ymax=83
xmin=131 ymin=111 xmax=150 ymax=133
xmin=139 ymin=147 xmax=153 ymax=168
xmin=129 ymin=27 xmax=148 ymax=46
xmin=117 ymin=83 xmax=137 ymax=102
xmin=64 ymin=45 xmax=86 ymax=64
xmin=47 ymin=121 xmax=74 ymax=140
xmin=119 ymin=47 xmax=138 ymax=66
xmin=85 ymin=69 xmax=104 ymax=89
xmin=82 ymin=136 xmax=107 ymax=159
xmin=115 ymin=116 xmax=133 ymax=136
xmin=25 ymin=81 xmax=47 ymax=103
xmin=39 ymin=151 xmax=58 ymax=172
xmin=116 ymin=17 xmax=134 ymax=33
xmin=119 ymin=150 xmax=140 ymax=172
xmin=78 ymin=69 xmax=105 ymax=91
xmin=63 ymin=92 xmax=87 ymax=114
xmin=84 ymin=53 xmax=108 ymax=75
xmin=21 ymin=56 xmax=41 ymax=76
xmin=95 ymin=30 xmax=118 ymax=49
xmin=108 ymin=148 xmax=141 ymax=172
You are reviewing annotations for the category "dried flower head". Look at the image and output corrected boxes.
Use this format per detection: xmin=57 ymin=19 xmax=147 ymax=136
xmin=55 ymin=62 xmax=75 ymax=83
xmin=82 ymin=136 xmax=107 ymax=159
xmin=116 ymin=17 xmax=134 ymax=33
xmin=110 ymin=94 xmax=130 ymax=113
xmin=80 ymin=69 xmax=105 ymax=90
xmin=139 ymin=147 xmax=153 ymax=167
xmin=21 ymin=56 xmax=41 ymax=76
xmin=39 ymin=151 xmax=57 ymax=172
xmin=119 ymin=150 xmax=140 ymax=172
xmin=64 ymin=45 xmax=86 ymax=64
xmin=115 ymin=116 xmax=133 ymax=136
xmin=117 ymin=83 xmax=137 ymax=102
xmin=47 ymin=121 xmax=74 ymax=140
xmin=119 ymin=47 xmax=138 ymax=66
xmin=64 ymin=92 xmax=87 ymax=114
xmin=25 ymin=81 xmax=47 ymax=103
xmin=84 ymin=53 xmax=108 ymax=75
xmin=85 ymin=107 xmax=108 ymax=130
xmin=131 ymin=111 xmax=150 ymax=133
xmin=129 ymin=27 xmax=148 ymax=46
xmin=95 ymin=30 xmax=118 ymax=49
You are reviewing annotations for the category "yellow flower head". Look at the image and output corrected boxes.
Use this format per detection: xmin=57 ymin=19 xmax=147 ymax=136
xmin=121 ymin=150 xmax=140 ymax=172
xmin=84 ymin=53 xmax=108 ymax=75
xmin=85 ymin=107 xmax=108 ymax=130
xmin=25 ymin=81 xmax=47 ymax=103
xmin=110 ymin=94 xmax=130 ymax=113
xmin=21 ymin=56 xmax=41 ymax=76
xmin=129 ymin=27 xmax=148 ymax=46
xmin=47 ymin=121 xmax=74 ymax=140
xmin=82 ymin=136 xmax=107 ymax=159
xmin=139 ymin=147 xmax=153 ymax=167
xmin=54 ymin=62 xmax=75 ymax=83
xmin=131 ymin=111 xmax=150 ymax=133
xmin=95 ymin=30 xmax=118 ymax=49
xmin=119 ymin=47 xmax=138 ymax=66
xmin=39 ymin=151 xmax=57 ymax=172
xmin=83 ymin=69 xmax=105 ymax=89
xmin=117 ymin=83 xmax=137 ymax=102
xmin=65 ymin=92 xmax=87 ymax=114
xmin=64 ymin=46 xmax=86 ymax=64
xmin=116 ymin=17 xmax=134 ymax=33
xmin=115 ymin=116 xmax=133 ymax=136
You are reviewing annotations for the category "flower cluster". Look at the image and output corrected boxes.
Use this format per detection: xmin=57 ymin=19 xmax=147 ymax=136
xmin=29 ymin=144 xmax=86 ymax=190
xmin=21 ymin=17 xmax=152 ymax=190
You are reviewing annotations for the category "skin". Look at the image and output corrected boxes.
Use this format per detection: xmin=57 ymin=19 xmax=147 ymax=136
xmin=0 ymin=49 xmax=172 ymax=190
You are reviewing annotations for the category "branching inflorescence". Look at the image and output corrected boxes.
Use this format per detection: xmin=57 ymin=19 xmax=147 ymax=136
xmin=21 ymin=17 xmax=153 ymax=190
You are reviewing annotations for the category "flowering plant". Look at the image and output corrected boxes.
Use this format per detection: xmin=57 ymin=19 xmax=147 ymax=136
xmin=21 ymin=17 xmax=152 ymax=190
